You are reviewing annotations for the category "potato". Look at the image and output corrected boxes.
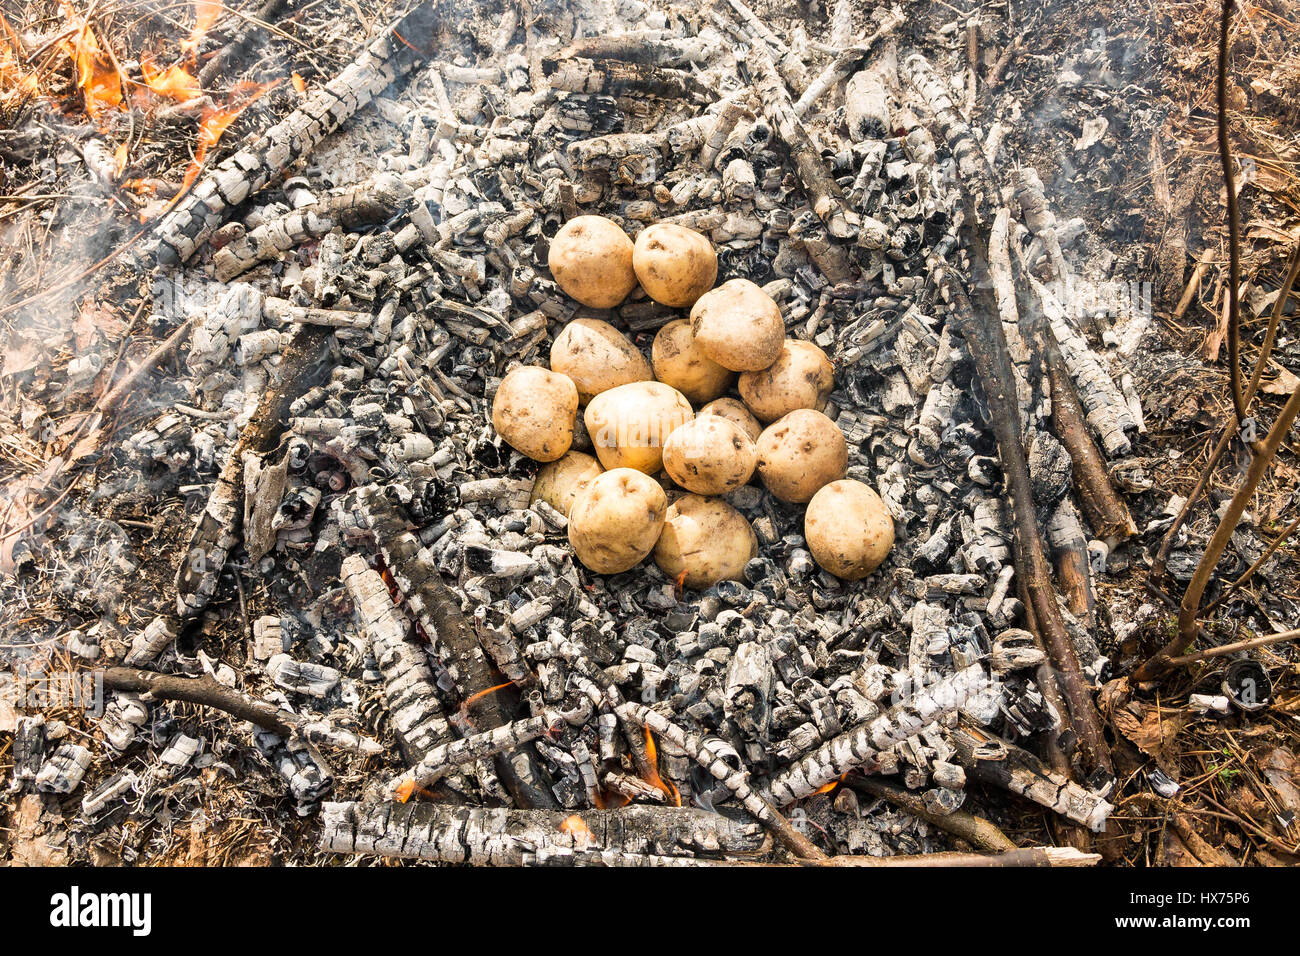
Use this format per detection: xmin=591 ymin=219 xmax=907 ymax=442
xmin=651 ymin=319 xmax=734 ymax=404
xmin=530 ymin=451 xmax=603 ymax=515
xmin=548 ymin=216 xmax=637 ymax=308
xmin=569 ymin=468 xmax=668 ymax=574
xmin=738 ymin=339 xmax=835 ymax=422
xmin=689 ymin=278 xmax=784 ymax=371
xmin=662 ymin=416 xmax=757 ymax=496
xmin=805 ymin=479 xmax=895 ymax=579
xmin=551 ymin=318 xmax=653 ymax=403
xmin=632 ymin=223 xmax=718 ymax=308
xmin=584 ymin=381 xmax=693 ymax=474
xmin=755 ymin=409 xmax=847 ymax=503
xmin=653 ymin=494 xmax=757 ymax=590
xmin=492 ymin=366 xmax=579 ymax=462
xmin=698 ymin=398 xmax=762 ymax=443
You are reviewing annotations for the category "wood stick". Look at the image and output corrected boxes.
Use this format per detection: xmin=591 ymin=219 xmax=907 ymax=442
xmin=1173 ymin=246 xmax=1214 ymax=318
xmin=848 ymin=777 xmax=1019 ymax=854
xmin=101 ymin=666 xmax=380 ymax=754
xmin=1043 ymin=328 xmax=1137 ymax=544
xmin=1166 ymin=626 xmax=1300 ymax=667
xmin=151 ymin=2 xmax=441 ymax=265
xmin=356 ymin=487 xmax=558 ymax=810
xmin=939 ymin=270 xmax=1113 ymax=777
xmin=197 ymin=0 xmax=291 ymax=89
xmin=320 ymin=801 xmax=770 ymax=865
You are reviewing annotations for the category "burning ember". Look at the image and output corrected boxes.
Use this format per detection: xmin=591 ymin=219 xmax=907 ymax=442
xmin=641 ymin=728 xmax=681 ymax=807
xmin=558 ymin=814 xmax=594 ymax=847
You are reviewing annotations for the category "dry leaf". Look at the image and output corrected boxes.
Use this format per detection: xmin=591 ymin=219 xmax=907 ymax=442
xmin=1263 ymin=364 xmax=1299 ymax=396
xmin=1 ymin=336 xmax=42 ymax=377
xmin=1113 ymin=701 xmax=1184 ymax=773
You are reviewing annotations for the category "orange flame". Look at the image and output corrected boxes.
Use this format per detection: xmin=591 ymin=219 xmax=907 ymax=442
xmin=641 ymin=727 xmax=681 ymax=807
xmin=57 ymin=2 xmax=124 ymax=119
xmin=394 ymin=778 xmax=416 ymax=804
xmin=113 ymin=140 xmax=128 ymax=177
xmin=559 ymin=814 xmax=594 ymax=847
xmin=462 ymin=681 xmax=511 ymax=709
xmin=178 ymin=79 xmax=276 ymax=193
xmin=180 ymin=0 xmax=223 ymax=60
xmin=291 ymin=71 xmax=306 ymax=95
xmin=0 ymin=14 xmax=41 ymax=106
xmin=140 ymin=55 xmax=200 ymax=102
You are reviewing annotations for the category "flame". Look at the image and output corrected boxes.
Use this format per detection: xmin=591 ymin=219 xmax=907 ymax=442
xmin=462 ymin=681 xmax=511 ymax=709
xmin=140 ymin=55 xmax=200 ymax=102
xmin=180 ymin=0 xmax=223 ymax=60
xmin=113 ymin=141 xmax=128 ymax=177
xmin=0 ymin=14 xmax=41 ymax=106
xmin=812 ymin=772 xmax=850 ymax=796
xmin=559 ymin=814 xmax=594 ymax=847
xmin=291 ymin=71 xmax=306 ymax=95
xmin=672 ymin=568 xmax=689 ymax=600
xmin=177 ymin=80 xmax=276 ymax=194
xmin=394 ymin=778 xmax=416 ymax=804
xmin=641 ymin=727 xmax=681 ymax=807
xmin=57 ymin=2 xmax=124 ymax=119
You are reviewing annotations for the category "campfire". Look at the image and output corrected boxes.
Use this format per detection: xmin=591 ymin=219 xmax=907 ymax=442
xmin=1 ymin=0 xmax=1298 ymax=870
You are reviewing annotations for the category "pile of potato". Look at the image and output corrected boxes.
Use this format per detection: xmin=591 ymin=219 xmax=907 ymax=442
xmin=490 ymin=215 xmax=894 ymax=588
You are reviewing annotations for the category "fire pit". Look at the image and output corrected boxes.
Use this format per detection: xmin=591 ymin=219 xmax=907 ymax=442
xmin=2 ymin=0 xmax=1298 ymax=869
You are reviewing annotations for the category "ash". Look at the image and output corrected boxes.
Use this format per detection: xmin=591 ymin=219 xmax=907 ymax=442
xmin=7 ymin=0 xmax=1290 ymax=867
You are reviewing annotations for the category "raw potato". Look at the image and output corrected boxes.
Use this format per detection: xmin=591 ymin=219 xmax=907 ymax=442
xmin=738 ymin=339 xmax=835 ymax=422
xmin=632 ymin=223 xmax=718 ymax=308
xmin=491 ymin=366 xmax=579 ymax=463
xmin=651 ymin=319 xmax=734 ymax=404
xmin=653 ymin=494 xmax=757 ymax=590
xmin=569 ymin=468 xmax=668 ymax=574
xmin=689 ymin=278 xmax=784 ymax=372
xmin=755 ymin=409 xmax=847 ymax=503
xmin=548 ymin=215 xmax=637 ymax=308
xmin=698 ymin=398 xmax=762 ymax=443
xmin=805 ymin=479 xmax=895 ymax=579
xmin=661 ymin=416 xmax=757 ymax=496
xmin=584 ymin=381 xmax=693 ymax=474
xmin=530 ymin=451 xmax=603 ymax=515
xmin=551 ymin=318 xmax=652 ymax=402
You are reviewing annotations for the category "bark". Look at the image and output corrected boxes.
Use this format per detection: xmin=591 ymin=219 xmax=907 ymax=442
xmin=760 ymin=665 xmax=990 ymax=805
xmin=949 ymin=724 xmax=1114 ymax=831
xmin=320 ymin=801 xmax=769 ymax=865
xmin=356 ymin=487 xmax=558 ymax=809
xmin=1043 ymin=329 xmax=1136 ymax=543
